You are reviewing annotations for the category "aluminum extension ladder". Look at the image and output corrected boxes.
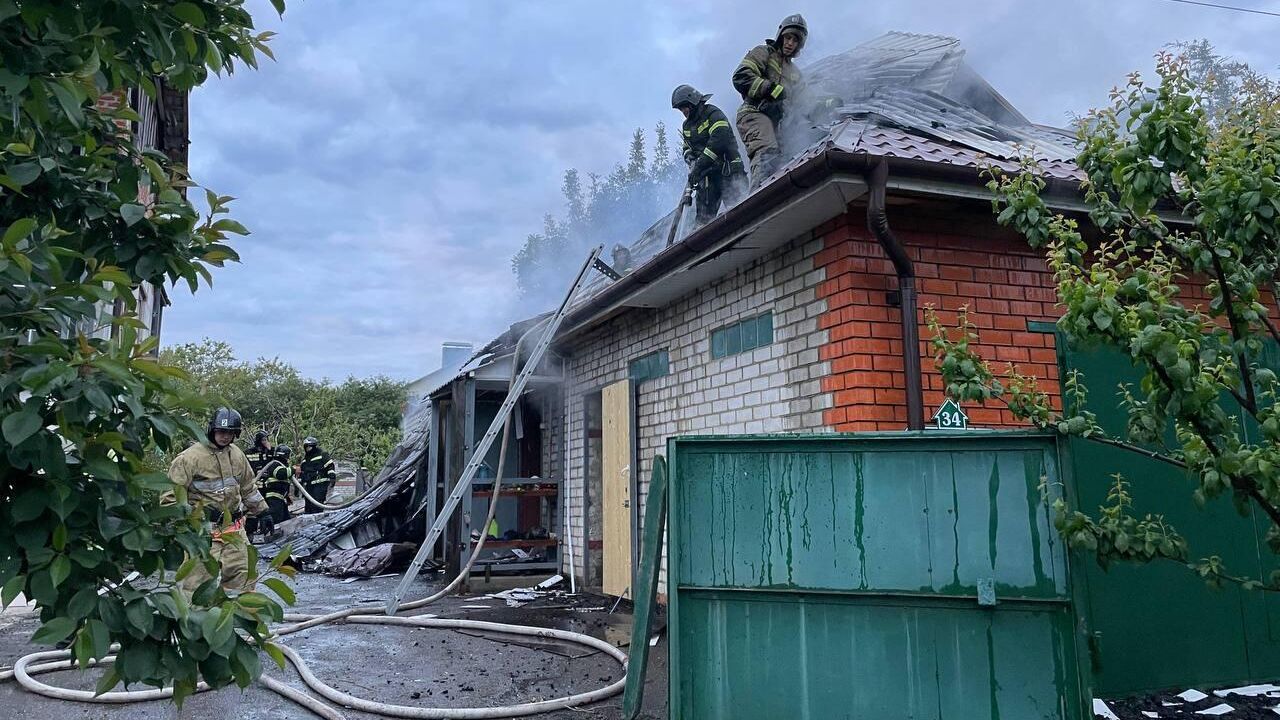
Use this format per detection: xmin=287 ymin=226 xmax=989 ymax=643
xmin=385 ymin=245 xmax=605 ymax=613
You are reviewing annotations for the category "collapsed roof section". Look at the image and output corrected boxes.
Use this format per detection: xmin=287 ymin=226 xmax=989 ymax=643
xmin=259 ymin=397 xmax=430 ymax=559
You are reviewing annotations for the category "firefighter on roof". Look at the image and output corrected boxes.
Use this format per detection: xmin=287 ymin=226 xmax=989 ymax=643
xmin=673 ymin=84 xmax=747 ymax=226
xmin=733 ymin=14 xmax=808 ymax=189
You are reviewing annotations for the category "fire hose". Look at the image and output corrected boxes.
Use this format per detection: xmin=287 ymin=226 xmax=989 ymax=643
xmin=0 ymin=317 xmax=629 ymax=718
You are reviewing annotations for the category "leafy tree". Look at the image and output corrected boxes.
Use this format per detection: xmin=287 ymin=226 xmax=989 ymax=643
xmin=1170 ymin=39 xmax=1273 ymax=124
xmin=650 ymin=120 xmax=674 ymax=181
xmin=928 ymin=50 xmax=1280 ymax=590
xmin=161 ymin=339 xmax=407 ymax=471
xmin=0 ymin=0 xmax=291 ymax=702
xmin=511 ymin=123 xmax=685 ymax=301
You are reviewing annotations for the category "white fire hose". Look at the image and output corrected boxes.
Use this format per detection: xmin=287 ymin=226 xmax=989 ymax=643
xmin=0 ymin=318 xmax=629 ymax=718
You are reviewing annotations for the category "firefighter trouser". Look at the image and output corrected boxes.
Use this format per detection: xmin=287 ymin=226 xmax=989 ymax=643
xmin=266 ymin=496 xmax=290 ymax=523
xmin=303 ymin=480 xmax=331 ymax=514
xmin=694 ymin=168 xmax=748 ymax=226
xmin=180 ymin=528 xmax=252 ymax=594
xmin=736 ymin=109 xmax=781 ymax=190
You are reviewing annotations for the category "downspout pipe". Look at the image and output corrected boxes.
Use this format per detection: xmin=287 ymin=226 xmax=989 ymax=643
xmin=867 ymin=159 xmax=925 ymax=431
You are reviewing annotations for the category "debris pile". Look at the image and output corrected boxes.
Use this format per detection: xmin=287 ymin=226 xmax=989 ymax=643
xmin=1095 ymin=684 xmax=1280 ymax=718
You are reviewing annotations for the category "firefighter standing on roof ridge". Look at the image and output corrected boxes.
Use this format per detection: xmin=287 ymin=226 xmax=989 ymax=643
xmin=673 ymin=84 xmax=747 ymax=227
xmin=165 ymin=407 xmax=271 ymax=593
xmin=733 ymin=14 xmax=808 ymax=189
xmin=299 ymin=435 xmax=336 ymax=513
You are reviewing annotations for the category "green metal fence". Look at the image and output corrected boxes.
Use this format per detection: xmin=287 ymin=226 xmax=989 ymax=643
xmin=1060 ymin=341 xmax=1280 ymax=696
xmin=666 ymin=433 xmax=1088 ymax=720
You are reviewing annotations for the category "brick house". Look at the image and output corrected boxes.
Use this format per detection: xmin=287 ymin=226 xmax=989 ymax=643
xmin=89 ymin=83 xmax=189 ymax=345
xmin=414 ymin=33 xmax=1090 ymax=595
xmin=539 ymin=33 xmax=1090 ymax=595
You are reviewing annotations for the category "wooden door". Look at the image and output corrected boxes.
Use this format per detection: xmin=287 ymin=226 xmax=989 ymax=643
xmin=602 ymin=379 xmax=633 ymax=597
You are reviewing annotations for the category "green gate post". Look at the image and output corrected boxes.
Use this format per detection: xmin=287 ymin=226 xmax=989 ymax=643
xmin=622 ymin=454 xmax=669 ymax=719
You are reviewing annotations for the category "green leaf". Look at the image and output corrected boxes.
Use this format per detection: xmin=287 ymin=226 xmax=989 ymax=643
xmin=210 ymin=218 xmax=249 ymax=235
xmin=49 ymin=555 xmax=70 ymax=588
xmin=117 ymin=642 xmax=158 ymax=681
xmin=231 ymin=641 xmax=260 ymax=687
xmin=125 ymin=600 xmax=154 ymax=636
xmin=3 ymin=217 xmax=36 ymax=249
xmin=2 ymin=575 xmax=25 ymax=609
xmin=31 ymin=616 xmax=77 ymax=645
xmin=151 ymin=591 xmax=179 ymax=619
xmin=3 ymin=407 xmax=43 ymax=446
xmin=92 ymin=267 xmax=133 ymax=286
xmin=10 ymin=489 xmax=47 ymax=523
xmin=262 ymin=641 xmax=287 ymax=670
xmin=270 ymin=0 xmax=286 ymax=15
xmin=67 ymin=587 xmax=98 ymax=620
xmin=171 ymin=2 xmax=206 ymax=26
xmin=120 ymin=203 xmax=147 ymax=226
xmin=175 ymin=557 xmax=199 ymax=582
xmin=94 ymin=666 xmax=120 ymax=696
xmin=73 ymin=627 xmax=93 ymax=668
xmin=48 ymin=79 xmax=84 ymax=127
xmin=262 ymin=578 xmax=295 ymax=605
xmin=269 ymin=545 xmax=292 ymax=569
xmin=7 ymin=162 xmax=40 ymax=186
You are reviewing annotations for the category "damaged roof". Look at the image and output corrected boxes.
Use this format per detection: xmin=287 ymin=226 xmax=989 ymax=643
xmin=564 ymin=31 xmax=1083 ymax=311
xmin=259 ymin=398 xmax=430 ymax=559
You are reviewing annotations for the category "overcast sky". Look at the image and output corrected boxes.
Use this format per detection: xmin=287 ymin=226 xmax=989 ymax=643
xmin=164 ymin=0 xmax=1278 ymax=382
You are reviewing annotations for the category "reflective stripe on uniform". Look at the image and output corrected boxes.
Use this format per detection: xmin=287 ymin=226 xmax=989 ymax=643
xmin=768 ymin=59 xmax=783 ymax=75
xmin=740 ymin=58 xmax=763 ymax=74
xmin=702 ymin=147 xmax=718 ymax=161
xmin=192 ymin=477 xmax=237 ymax=493
xmin=749 ymin=77 xmax=765 ymax=99
xmin=771 ymin=83 xmax=785 ymax=99
xmin=697 ymin=119 xmax=710 ymax=133
xmin=709 ymin=120 xmax=729 ymax=133
xmin=265 ymin=492 xmax=288 ymax=501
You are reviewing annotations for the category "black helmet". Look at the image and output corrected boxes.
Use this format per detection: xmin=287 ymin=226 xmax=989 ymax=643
xmin=303 ymin=436 xmax=318 ymax=449
xmin=275 ymin=445 xmax=292 ymax=461
xmin=207 ymin=407 xmax=243 ymax=442
xmin=251 ymin=429 xmax=268 ymax=447
xmin=776 ymin=13 xmax=808 ymax=52
xmin=671 ymin=84 xmax=709 ymax=110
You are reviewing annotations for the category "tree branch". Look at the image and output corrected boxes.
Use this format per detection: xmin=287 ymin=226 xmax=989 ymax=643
xmin=1079 ymin=434 xmax=1188 ymax=469
xmin=1145 ymin=358 xmax=1280 ymax=528
xmin=1211 ymin=253 xmax=1257 ymax=416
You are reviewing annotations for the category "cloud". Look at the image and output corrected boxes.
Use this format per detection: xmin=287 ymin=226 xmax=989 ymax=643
xmin=163 ymin=0 xmax=1276 ymax=381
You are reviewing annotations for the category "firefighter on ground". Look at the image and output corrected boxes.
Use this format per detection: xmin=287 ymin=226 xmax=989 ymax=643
xmin=673 ymin=84 xmax=747 ymax=226
xmin=246 ymin=429 xmax=273 ymax=476
xmin=247 ymin=444 xmax=293 ymax=541
xmin=733 ymin=13 xmax=809 ymax=189
xmin=299 ymin=436 xmax=336 ymax=513
xmin=165 ymin=407 xmax=271 ymax=593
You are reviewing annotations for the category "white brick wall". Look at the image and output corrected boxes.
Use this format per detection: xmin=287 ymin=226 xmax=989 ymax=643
xmin=553 ymin=233 xmax=832 ymax=594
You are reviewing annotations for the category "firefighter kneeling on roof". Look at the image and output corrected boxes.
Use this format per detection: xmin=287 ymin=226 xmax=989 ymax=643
xmin=165 ymin=407 xmax=271 ymax=593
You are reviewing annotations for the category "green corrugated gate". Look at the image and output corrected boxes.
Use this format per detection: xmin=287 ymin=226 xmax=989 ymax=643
xmin=666 ymin=433 xmax=1088 ymax=720
xmin=1060 ymin=340 xmax=1280 ymax=695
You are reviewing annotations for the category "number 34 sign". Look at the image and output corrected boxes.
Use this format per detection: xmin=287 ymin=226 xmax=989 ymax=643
xmin=931 ymin=398 xmax=970 ymax=430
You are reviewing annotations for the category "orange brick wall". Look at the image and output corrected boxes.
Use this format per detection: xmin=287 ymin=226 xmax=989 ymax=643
xmin=814 ymin=204 xmax=1063 ymax=432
